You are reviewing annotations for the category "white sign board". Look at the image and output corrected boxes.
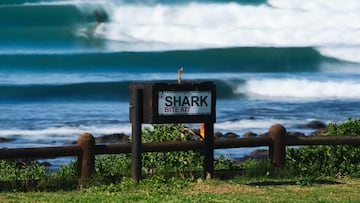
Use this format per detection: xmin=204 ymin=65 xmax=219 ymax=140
xmin=158 ymin=91 xmax=212 ymax=115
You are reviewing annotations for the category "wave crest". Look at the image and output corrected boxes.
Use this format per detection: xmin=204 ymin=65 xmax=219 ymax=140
xmin=237 ymin=78 xmax=360 ymax=100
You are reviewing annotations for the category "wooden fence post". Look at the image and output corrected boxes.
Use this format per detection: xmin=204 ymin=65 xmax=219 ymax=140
xmin=77 ymin=133 xmax=95 ymax=179
xmin=131 ymin=88 xmax=143 ymax=182
xmin=268 ymin=124 xmax=286 ymax=168
xmin=203 ymin=122 xmax=214 ymax=180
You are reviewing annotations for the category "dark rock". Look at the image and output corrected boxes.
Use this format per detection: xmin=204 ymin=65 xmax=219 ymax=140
xmin=64 ymin=140 xmax=77 ymax=145
xmin=309 ymin=128 xmax=327 ymax=136
xmin=64 ymin=133 xmax=130 ymax=145
xmin=287 ymin=131 xmax=306 ymax=137
xmin=259 ymin=131 xmax=306 ymax=137
xmin=250 ymin=149 xmax=268 ymax=157
xmin=259 ymin=132 xmax=269 ymax=137
xmin=243 ymin=131 xmax=257 ymax=137
xmin=14 ymin=159 xmax=51 ymax=168
xmin=299 ymin=120 xmax=327 ymax=129
xmin=234 ymin=149 xmax=269 ymax=163
xmin=214 ymin=132 xmax=224 ymax=139
xmin=223 ymin=132 xmax=239 ymax=139
xmin=187 ymin=129 xmax=223 ymax=139
xmin=40 ymin=161 xmax=51 ymax=167
xmin=229 ymin=118 xmax=240 ymax=122
xmin=95 ymin=133 xmax=129 ymax=143
xmin=0 ymin=137 xmax=13 ymax=142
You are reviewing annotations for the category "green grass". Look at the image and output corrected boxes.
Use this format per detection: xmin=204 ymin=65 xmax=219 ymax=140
xmin=1 ymin=177 xmax=360 ymax=202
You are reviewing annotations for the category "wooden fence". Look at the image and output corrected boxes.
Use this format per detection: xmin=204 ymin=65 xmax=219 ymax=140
xmin=1 ymin=124 xmax=360 ymax=179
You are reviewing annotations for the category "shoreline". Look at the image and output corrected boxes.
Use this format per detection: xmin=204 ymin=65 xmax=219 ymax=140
xmin=0 ymin=119 xmax=328 ymax=146
xmin=0 ymin=120 xmax=327 ymax=170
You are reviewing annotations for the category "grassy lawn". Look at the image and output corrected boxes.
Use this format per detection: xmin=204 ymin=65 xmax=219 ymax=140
xmin=1 ymin=177 xmax=360 ymax=202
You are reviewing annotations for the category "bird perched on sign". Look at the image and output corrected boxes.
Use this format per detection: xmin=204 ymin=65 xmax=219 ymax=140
xmin=178 ymin=67 xmax=183 ymax=84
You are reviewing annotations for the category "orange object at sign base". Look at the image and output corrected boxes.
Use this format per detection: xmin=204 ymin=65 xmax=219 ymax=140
xmin=200 ymin=123 xmax=205 ymax=139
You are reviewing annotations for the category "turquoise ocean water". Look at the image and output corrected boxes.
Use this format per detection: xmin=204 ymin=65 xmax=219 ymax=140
xmin=1 ymin=0 xmax=360 ymax=166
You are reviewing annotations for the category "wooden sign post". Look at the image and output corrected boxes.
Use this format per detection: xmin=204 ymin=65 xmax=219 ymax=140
xmin=129 ymin=81 xmax=216 ymax=181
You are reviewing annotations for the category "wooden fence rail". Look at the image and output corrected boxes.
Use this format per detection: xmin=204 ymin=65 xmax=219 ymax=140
xmin=1 ymin=124 xmax=360 ymax=179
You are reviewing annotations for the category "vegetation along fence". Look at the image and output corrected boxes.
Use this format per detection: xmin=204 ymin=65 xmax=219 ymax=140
xmin=1 ymin=124 xmax=360 ymax=179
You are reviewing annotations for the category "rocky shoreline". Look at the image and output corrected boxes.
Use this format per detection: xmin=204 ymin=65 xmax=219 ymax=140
xmin=0 ymin=120 xmax=327 ymax=168
xmin=0 ymin=120 xmax=328 ymax=145
xmin=61 ymin=120 xmax=327 ymax=145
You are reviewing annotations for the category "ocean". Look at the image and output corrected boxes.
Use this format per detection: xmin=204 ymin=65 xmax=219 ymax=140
xmin=1 ymin=0 xmax=360 ymax=167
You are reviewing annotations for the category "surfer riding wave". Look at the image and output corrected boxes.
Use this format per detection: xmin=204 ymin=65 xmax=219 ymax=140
xmin=81 ymin=8 xmax=109 ymax=36
xmin=93 ymin=9 xmax=108 ymax=28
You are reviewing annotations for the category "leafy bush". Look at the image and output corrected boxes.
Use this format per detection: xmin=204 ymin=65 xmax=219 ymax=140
xmin=0 ymin=160 xmax=46 ymax=181
xmin=38 ymin=162 xmax=79 ymax=191
xmin=92 ymin=124 xmax=204 ymax=179
xmin=95 ymin=154 xmax=132 ymax=181
xmin=141 ymin=124 xmax=203 ymax=177
xmin=214 ymin=155 xmax=236 ymax=170
xmin=286 ymin=118 xmax=360 ymax=177
xmin=325 ymin=117 xmax=360 ymax=136
xmin=0 ymin=160 xmax=80 ymax=191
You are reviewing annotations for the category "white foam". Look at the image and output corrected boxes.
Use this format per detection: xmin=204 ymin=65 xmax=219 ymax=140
xmin=319 ymin=47 xmax=360 ymax=64
xmin=269 ymin=0 xmax=360 ymax=12
xmin=0 ymin=124 xmax=132 ymax=139
xmin=216 ymin=119 xmax=287 ymax=131
xmin=237 ymin=78 xmax=360 ymax=100
xmin=86 ymin=1 xmax=360 ymax=62
xmin=8 ymin=1 xmax=360 ymax=62
xmin=0 ymin=72 xmax=238 ymax=85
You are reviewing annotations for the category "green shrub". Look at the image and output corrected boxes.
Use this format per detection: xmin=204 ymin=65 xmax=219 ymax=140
xmin=325 ymin=117 xmax=360 ymax=136
xmin=214 ymin=155 xmax=236 ymax=170
xmin=287 ymin=118 xmax=360 ymax=177
xmin=141 ymin=124 xmax=203 ymax=177
xmin=38 ymin=162 xmax=79 ymax=191
xmin=236 ymin=158 xmax=295 ymax=178
xmin=92 ymin=124 xmax=204 ymax=179
xmin=95 ymin=154 xmax=132 ymax=181
xmin=0 ymin=160 xmax=46 ymax=181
